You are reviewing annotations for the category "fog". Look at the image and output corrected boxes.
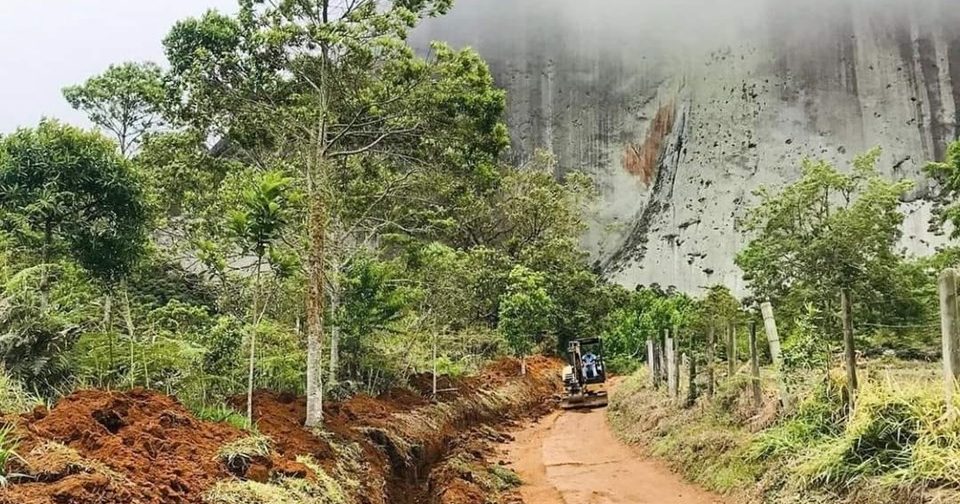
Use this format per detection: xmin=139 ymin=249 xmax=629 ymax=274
xmin=416 ymin=0 xmax=949 ymax=62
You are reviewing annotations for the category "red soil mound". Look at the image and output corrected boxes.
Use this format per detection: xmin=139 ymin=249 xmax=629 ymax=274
xmin=0 ymin=389 xmax=243 ymax=504
xmin=0 ymin=356 xmax=563 ymax=504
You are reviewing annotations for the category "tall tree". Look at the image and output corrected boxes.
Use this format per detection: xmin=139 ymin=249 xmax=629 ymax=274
xmin=0 ymin=120 xmax=147 ymax=286
xmin=63 ymin=62 xmax=165 ymax=157
xmin=163 ymin=0 xmax=507 ymax=425
xmin=498 ymin=266 xmax=555 ymax=375
xmin=227 ymin=170 xmax=296 ymax=422
xmin=736 ymin=149 xmax=912 ymax=390
xmin=0 ymin=121 xmax=147 ymax=386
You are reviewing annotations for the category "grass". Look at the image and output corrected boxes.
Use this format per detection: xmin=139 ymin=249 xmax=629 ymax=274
xmin=0 ymin=424 xmax=20 ymax=486
xmin=193 ymin=403 xmax=253 ymax=431
xmin=0 ymin=370 xmax=41 ymax=415
xmin=217 ymin=434 xmax=272 ymax=472
xmin=608 ymin=362 xmax=960 ymax=503
xmin=203 ymin=455 xmax=348 ymax=504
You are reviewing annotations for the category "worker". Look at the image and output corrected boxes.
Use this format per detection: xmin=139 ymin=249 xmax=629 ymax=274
xmin=583 ymin=352 xmax=598 ymax=379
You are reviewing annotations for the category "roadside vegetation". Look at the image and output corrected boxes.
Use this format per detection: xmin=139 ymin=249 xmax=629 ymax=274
xmin=1 ymin=0 xmax=959 ymax=503
xmin=0 ymin=1 xmax=619 ymax=500
xmin=605 ymin=143 xmax=960 ymax=503
xmin=0 ymin=0 xmax=615 ymax=423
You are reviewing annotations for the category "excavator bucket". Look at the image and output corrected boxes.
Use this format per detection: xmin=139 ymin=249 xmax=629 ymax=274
xmin=561 ymin=391 xmax=608 ymax=410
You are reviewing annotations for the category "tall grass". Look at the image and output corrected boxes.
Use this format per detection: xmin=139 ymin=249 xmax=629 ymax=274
xmin=0 ymin=369 xmax=41 ymax=414
xmin=611 ymin=363 xmax=960 ymax=502
xmin=0 ymin=424 xmax=20 ymax=486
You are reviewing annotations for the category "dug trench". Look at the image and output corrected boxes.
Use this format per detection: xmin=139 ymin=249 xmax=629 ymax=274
xmin=0 ymin=356 xmax=561 ymax=504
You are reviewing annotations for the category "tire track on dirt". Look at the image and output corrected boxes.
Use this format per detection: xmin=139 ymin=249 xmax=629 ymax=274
xmin=501 ymin=383 xmax=726 ymax=504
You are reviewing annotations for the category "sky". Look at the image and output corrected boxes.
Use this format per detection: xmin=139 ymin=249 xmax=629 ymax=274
xmin=0 ymin=0 xmax=237 ymax=133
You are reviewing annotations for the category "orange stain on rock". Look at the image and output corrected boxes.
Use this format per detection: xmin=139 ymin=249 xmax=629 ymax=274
xmin=623 ymin=103 xmax=676 ymax=186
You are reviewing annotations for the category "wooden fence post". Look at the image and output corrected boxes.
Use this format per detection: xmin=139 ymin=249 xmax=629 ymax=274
xmin=672 ymin=326 xmax=681 ymax=398
xmin=749 ymin=320 xmax=762 ymax=408
xmin=658 ymin=330 xmax=667 ymax=383
xmin=760 ymin=301 xmax=791 ymax=410
xmin=706 ymin=325 xmax=716 ymax=397
xmin=667 ymin=335 xmax=678 ymax=399
xmin=727 ymin=322 xmax=736 ymax=377
xmin=938 ymin=269 xmax=960 ymax=411
xmin=647 ymin=338 xmax=657 ymax=388
xmin=840 ymin=289 xmax=858 ymax=408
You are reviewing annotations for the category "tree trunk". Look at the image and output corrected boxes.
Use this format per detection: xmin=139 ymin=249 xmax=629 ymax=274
xmin=103 ymin=291 xmax=114 ymax=370
xmin=328 ymin=254 xmax=342 ymax=386
xmin=102 ymin=292 xmax=114 ymax=332
xmin=248 ymin=256 xmax=263 ymax=425
xmin=841 ymin=289 xmax=858 ymax=407
xmin=707 ymin=325 xmax=715 ymax=397
xmin=305 ymin=182 xmax=327 ymax=428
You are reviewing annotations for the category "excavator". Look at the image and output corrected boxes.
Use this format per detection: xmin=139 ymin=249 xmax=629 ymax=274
xmin=560 ymin=337 xmax=608 ymax=409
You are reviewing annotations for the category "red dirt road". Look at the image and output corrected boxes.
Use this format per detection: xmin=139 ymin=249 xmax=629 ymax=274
xmin=502 ymin=387 xmax=726 ymax=504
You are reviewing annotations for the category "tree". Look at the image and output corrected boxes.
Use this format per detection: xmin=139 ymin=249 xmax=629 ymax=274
xmin=226 ymin=170 xmax=297 ymax=422
xmin=927 ymin=141 xmax=960 ymax=237
xmin=736 ymin=149 xmax=913 ymax=398
xmin=498 ymin=266 xmax=555 ymax=375
xmin=163 ymin=0 xmax=507 ymax=426
xmin=63 ymin=62 xmax=165 ymax=157
xmin=0 ymin=121 xmax=147 ymax=387
xmin=737 ymin=149 xmax=913 ymax=330
xmin=0 ymin=120 xmax=147 ymax=289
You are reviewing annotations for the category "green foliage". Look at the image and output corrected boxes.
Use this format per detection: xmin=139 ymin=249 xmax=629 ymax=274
xmin=0 ymin=0 xmax=611 ymax=416
xmin=498 ymin=266 xmax=555 ymax=359
xmin=0 ymin=120 xmax=147 ymax=282
xmin=601 ymin=285 xmax=700 ymax=367
xmin=926 ymin=141 xmax=960 ymax=238
xmin=780 ymin=304 xmax=830 ymax=380
xmin=62 ymin=62 xmax=165 ymax=156
xmin=0 ymin=260 xmax=98 ymax=391
xmin=0 ymin=424 xmax=20 ymax=486
xmin=737 ymin=149 xmax=916 ymax=333
xmin=227 ymin=171 xmax=297 ymax=261
xmin=0 ymin=369 xmax=41 ymax=415
xmin=192 ymin=403 xmax=252 ymax=431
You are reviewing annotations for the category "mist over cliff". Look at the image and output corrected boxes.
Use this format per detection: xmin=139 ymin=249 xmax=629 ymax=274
xmin=415 ymin=0 xmax=960 ymax=294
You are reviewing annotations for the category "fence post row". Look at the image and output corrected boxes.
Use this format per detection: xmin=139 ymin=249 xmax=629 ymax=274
xmin=760 ymin=301 xmax=791 ymax=411
xmin=938 ymin=269 xmax=960 ymax=412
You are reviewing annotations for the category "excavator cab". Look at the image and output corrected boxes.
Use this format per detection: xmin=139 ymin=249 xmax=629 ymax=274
xmin=561 ymin=337 xmax=609 ymax=409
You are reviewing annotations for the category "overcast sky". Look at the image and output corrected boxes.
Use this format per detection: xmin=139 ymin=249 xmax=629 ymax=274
xmin=0 ymin=0 xmax=237 ymax=133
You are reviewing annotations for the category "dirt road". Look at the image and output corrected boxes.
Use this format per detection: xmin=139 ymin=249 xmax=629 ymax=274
xmin=502 ymin=388 xmax=725 ymax=504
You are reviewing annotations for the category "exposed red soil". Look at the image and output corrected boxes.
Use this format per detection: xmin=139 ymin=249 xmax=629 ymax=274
xmin=623 ymin=102 xmax=676 ymax=186
xmin=0 ymin=357 xmax=561 ymax=504
xmin=0 ymin=389 xmax=244 ymax=504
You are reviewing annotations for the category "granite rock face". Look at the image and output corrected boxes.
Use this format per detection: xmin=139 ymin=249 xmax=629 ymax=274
xmin=415 ymin=0 xmax=960 ymax=294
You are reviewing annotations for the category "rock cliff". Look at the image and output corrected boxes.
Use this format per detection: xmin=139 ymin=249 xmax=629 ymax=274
xmin=415 ymin=0 xmax=960 ymax=294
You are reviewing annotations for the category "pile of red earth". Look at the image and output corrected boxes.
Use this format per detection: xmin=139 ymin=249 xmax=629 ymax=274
xmin=0 ymin=356 xmax=560 ymax=504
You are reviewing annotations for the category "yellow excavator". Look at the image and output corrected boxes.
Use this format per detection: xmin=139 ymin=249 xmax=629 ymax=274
xmin=560 ymin=337 xmax=608 ymax=409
